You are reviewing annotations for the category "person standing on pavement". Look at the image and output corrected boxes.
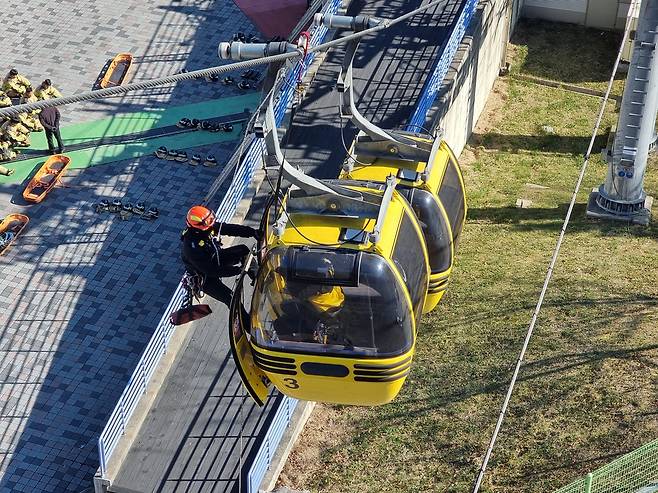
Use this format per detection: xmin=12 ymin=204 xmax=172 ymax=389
xmin=38 ymin=106 xmax=65 ymax=154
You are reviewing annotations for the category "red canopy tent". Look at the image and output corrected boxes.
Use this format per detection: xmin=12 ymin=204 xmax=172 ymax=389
xmin=233 ymin=0 xmax=308 ymax=38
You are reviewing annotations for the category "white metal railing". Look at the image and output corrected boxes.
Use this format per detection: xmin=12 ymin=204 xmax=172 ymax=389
xmin=247 ymin=396 xmax=298 ymax=493
xmin=97 ymin=0 xmax=341 ymax=480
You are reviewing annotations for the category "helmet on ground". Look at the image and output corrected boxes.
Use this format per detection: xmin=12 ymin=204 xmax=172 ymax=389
xmin=155 ymin=146 xmax=167 ymax=159
xmin=186 ymin=205 xmax=215 ymax=231
xmin=177 ymin=118 xmax=192 ymax=128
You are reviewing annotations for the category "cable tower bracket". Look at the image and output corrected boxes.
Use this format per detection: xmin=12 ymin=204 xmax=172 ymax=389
xmin=315 ymin=15 xmax=433 ymax=165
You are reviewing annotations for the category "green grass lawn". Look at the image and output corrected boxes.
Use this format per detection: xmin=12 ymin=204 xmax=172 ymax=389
xmin=278 ymin=20 xmax=658 ymax=493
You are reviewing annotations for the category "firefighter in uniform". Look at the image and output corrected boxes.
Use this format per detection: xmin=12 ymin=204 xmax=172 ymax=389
xmin=0 ymin=90 xmax=11 ymax=124
xmin=35 ymin=79 xmax=62 ymax=100
xmin=181 ymin=205 xmax=259 ymax=306
xmin=19 ymin=87 xmax=43 ymax=132
xmin=0 ymin=90 xmax=11 ymax=109
xmin=0 ymin=138 xmax=17 ymax=160
xmin=2 ymin=69 xmax=32 ymax=98
xmin=1 ymin=114 xmax=31 ymax=147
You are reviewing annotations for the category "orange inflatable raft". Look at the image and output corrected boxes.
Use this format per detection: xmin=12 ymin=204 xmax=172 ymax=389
xmin=23 ymin=154 xmax=71 ymax=203
xmin=0 ymin=213 xmax=29 ymax=256
xmin=100 ymin=53 xmax=133 ymax=88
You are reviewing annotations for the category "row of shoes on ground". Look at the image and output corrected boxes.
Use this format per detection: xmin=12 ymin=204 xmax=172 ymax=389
xmin=154 ymin=146 xmax=217 ymax=167
xmin=233 ymin=32 xmax=260 ymax=43
xmin=176 ymin=118 xmax=233 ymax=132
xmin=93 ymin=199 xmax=159 ymax=219
xmin=219 ymin=75 xmax=256 ymax=89
xmin=176 ymin=68 xmax=255 ymax=88
xmin=177 ymin=68 xmax=220 ymax=83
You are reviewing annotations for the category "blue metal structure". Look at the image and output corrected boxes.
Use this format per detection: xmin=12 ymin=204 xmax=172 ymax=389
xmin=407 ymin=0 xmax=479 ymax=130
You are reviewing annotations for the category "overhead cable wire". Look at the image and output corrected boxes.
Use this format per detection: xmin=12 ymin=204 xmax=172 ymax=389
xmin=0 ymin=0 xmax=449 ymax=118
xmin=470 ymin=9 xmax=637 ymax=493
xmin=0 ymin=52 xmax=302 ymax=118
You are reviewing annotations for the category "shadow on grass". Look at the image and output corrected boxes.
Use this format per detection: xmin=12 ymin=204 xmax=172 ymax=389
xmin=510 ymin=18 xmax=624 ymax=84
xmin=469 ymin=131 xmax=609 ymax=155
xmin=467 ymin=203 xmax=658 ymax=235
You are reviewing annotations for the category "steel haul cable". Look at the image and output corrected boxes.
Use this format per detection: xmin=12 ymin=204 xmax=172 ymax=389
xmin=0 ymin=0 xmax=450 ymax=118
xmin=470 ymin=3 xmax=638 ymax=491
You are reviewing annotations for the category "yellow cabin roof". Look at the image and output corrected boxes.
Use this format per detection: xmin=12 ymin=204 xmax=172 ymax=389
xmin=343 ymin=139 xmax=451 ymax=192
xmin=277 ymin=186 xmax=409 ymax=260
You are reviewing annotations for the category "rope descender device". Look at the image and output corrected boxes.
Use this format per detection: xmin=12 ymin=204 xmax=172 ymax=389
xmin=296 ymin=31 xmax=311 ymax=84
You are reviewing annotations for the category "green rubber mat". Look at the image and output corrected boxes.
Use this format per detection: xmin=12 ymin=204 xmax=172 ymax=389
xmin=0 ymin=93 xmax=260 ymax=185
xmin=61 ymin=93 xmax=259 ymax=145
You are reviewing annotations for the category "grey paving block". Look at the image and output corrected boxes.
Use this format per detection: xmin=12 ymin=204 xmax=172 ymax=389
xmin=0 ymin=2 xmax=263 ymax=491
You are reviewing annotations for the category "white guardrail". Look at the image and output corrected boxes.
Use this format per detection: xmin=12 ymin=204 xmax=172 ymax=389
xmin=97 ymin=0 xmax=341 ymax=481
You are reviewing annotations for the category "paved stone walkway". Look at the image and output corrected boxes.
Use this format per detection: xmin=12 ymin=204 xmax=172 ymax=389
xmin=1 ymin=0 xmax=262 ymax=124
xmin=0 ymin=0 xmax=264 ymax=491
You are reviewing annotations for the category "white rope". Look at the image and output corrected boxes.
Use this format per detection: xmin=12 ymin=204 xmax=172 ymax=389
xmin=470 ymin=4 xmax=638 ymax=491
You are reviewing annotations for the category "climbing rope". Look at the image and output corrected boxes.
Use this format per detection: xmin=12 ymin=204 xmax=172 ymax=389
xmin=470 ymin=4 xmax=638 ymax=491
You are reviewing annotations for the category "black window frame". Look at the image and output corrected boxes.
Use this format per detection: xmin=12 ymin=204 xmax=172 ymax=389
xmin=390 ymin=211 xmax=428 ymax=322
xmin=437 ymin=156 xmax=465 ymax=245
xmin=398 ymin=186 xmax=452 ymax=275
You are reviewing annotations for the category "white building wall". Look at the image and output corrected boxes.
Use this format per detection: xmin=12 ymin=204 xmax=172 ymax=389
xmin=522 ymin=0 xmax=633 ymax=30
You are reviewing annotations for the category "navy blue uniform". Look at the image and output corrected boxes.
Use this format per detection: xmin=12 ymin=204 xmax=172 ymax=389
xmin=181 ymin=222 xmax=257 ymax=306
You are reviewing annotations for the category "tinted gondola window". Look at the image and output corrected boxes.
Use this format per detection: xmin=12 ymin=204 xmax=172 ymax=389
xmin=399 ymin=186 xmax=451 ymax=274
xmin=252 ymin=247 xmax=413 ymax=357
xmin=438 ymin=157 xmax=465 ymax=245
xmin=391 ymin=213 xmax=428 ymax=321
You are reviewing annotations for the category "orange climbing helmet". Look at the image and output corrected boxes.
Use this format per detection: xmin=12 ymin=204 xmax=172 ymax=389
xmin=186 ymin=205 xmax=215 ymax=231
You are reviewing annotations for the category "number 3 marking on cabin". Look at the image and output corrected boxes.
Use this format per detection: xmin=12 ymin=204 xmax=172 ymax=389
xmin=283 ymin=378 xmax=299 ymax=389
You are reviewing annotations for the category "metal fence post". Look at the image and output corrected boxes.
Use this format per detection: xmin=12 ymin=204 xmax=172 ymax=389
xmin=119 ymin=400 xmax=126 ymax=435
xmin=140 ymin=359 xmax=147 ymax=393
xmin=98 ymin=438 xmax=107 ymax=478
xmin=585 ymin=472 xmax=593 ymax=493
